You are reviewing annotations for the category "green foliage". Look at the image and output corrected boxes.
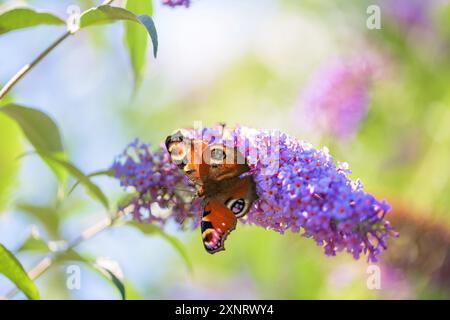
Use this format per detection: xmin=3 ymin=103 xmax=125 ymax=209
xmin=52 ymin=250 xmax=126 ymax=300
xmin=0 ymin=104 xmax=63 ymax=154
xmin=80 ymin=5 xmax=158 ymax=59
xmin=80 ymin=5 xmax=138 ymax=27
xmin=3 ymin=0 xmax=450 ymax=300
xmin=39 ymin=153 xmax=110 ymax=210
xmin=123 ymin=281 xmax=143 ymax=300
xmin=93 ymin=261 xmax=126 ymax=300
xmin=16 ymin=231 xmax=50 ymax=253
xmin=0 ymin=7 xmax=64 ymax=35
xmin=0 ymin=113 xmax=21 ymax=212
xmin=138 ymin=15 xmax=158 ymax=59
xmin=53 ymin=249 xmax=87 ymax=265
xmin=124 ymin=0 xmax=154 ymax=89
xmin=0 ymin=244 xmax=40 ymax=300
xmin=0 ymin=0 xmax=162 ymax=300
xmin=437 ymin=4 xmax=450 ymax=38
xmin=16 ymin=203 xmax=61 ymax=239
xmin=0 ymin=104 xmax=67 ymax=182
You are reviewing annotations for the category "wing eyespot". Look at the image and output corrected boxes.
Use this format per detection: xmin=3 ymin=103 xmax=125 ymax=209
xmin=225 ymin=198 xmax=248 ymax=218
xmin=211 ymin=148 xmax=226 ymax=161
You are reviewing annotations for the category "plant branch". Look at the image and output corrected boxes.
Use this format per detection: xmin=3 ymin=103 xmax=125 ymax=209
xmin=4 ymin=208 xmax=128 ymax=300
xmin=0 ymin=0 xmax=117 ymax=100
xmin=1 ymin=0 xmax=121 ymax=299
xmin=0 ymin=31 xmax=71 ymax=100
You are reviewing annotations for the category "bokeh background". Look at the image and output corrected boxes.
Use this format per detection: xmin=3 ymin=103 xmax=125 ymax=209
xmin=1 ymin=0 xmax=450 ymax=299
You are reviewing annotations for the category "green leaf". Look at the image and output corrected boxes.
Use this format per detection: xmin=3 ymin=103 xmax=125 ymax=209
xmin=0 ymin=113 xmax=21 ymax=212
xmin=79 ymin=5 xmax=158 ymax=57
xmin=0 ymin=7 xmax=65 ymax=35
xmin=53 ymin=249 xmax=88 ymax=265
xmin=0 ymin=104 xmax=67 ymax=182
xmin=138 ymin=15 xmax=158 ymax=59
xmin=16 ymin=230 xmax=50 ymax=253
xmin=39 ymin=153 xmax=110 ymax=210
xmin=124 ymin=0 xmax=153 ymax=89
xmin=93 ymin=258 xmax=126 ymax=300
xmin=51 ymin=250 xmax=126 ymax=300
xmin=125 ymin=221 xmax=193 ymax=273
xmin=16 ymin=203 xmax=61 ymax=239
xmin=124 ymin=0 xmax=153 ymax=16
xmin=80 ymin=5 xmax=139 ymax=27
xmin=0 ymin=243 xmax=40 ymax=300
xmin=123 ymin=281 xmax=142 ymax=300
xmin=0 ymin=104 xmax=63 ymax=154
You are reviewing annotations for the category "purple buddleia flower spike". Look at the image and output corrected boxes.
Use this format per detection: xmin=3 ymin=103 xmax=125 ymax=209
xmin=111 ymin=139 xmax=202 ymax=228
xmin=112 ymin=125 xmax=397 ymax=262
xmin=226 ymin=126 xmax=396 ymax=262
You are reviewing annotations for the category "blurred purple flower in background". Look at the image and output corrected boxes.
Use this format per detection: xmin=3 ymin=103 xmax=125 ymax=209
xmin=382 ymin=0 xmax=430 ymax=29
xmin=112 ymin=125 xmax=397 ymax=262
xmin=296 ymin=56 xmax=376 ymax=139
xmin=162 ymin=0 xmax=191 ymax=8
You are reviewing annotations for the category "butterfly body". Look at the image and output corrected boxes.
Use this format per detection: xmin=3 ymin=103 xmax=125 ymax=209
xmin=165 ymin=131 xmax=257 ymax=253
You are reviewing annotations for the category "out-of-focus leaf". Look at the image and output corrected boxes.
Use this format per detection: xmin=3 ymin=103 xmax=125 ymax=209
xmin=53 ymin=249 xmax=88 ymax=265
xmin=125 ymin=221 xmax=193 ymax=273
xmin=97 ymin=267 xmax=126 ymax=300
xmin=39 ymin=153 xmax=109 ymax=210
xmin=80 ymin=5 xmax=157 ymax=57
xmin=16 ymin=229 xmax=50 ymax=253
xmin=0 ymin=113 xmax=21 ymax=212
xmin=52 ymin=249 xmax=126 ymax=300
xmin=438 ymin=4 xmax=450 ymax=38
xmin=16 ymin=203 xmax=61 ymax=239
xmin=81 ymin=4 xmax=145 ymax=28
xmin=93 ymin=257 xmax=126 ymax=300
xmin=0 ymin=104 xmax=63 ymax=153
xmin=0 ymin=7 xmax=64 ymax=35
xmin=124 ymin=0 xmax=153 ymax=89
xmin=0 ymin=104 xmax=67 ymax=182
xmin=68 ymin=169 xmax=114 ymax=197
xmin=138 ymin=15 xmax=158 ymax=59
xmin=124 ymin=281 xmax=142 ymax=300
xmin=0 ymin=244 xmax=40 ymax=300
xmin=124 ymin=0 xmax=153 ymax=16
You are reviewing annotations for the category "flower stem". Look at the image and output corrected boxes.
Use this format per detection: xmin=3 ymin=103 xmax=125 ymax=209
xmin=0 ymin=31 xmax=71 ymax=100
xmin=4 ymin=210 xmax=125 ymax=300
xmin=0 ymin=0 xmax=116 ymax=100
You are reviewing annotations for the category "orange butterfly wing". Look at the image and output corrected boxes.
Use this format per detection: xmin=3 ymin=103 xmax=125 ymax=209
xmin=202 ymin=176 xmax=256 ymax=253
xmin=201 ymin=199 xmax=237 ymax=253
xmin=165 ymin=133 xmax=208 ymax=186
xmin=166 ymin=131 xmax=257 ymax=253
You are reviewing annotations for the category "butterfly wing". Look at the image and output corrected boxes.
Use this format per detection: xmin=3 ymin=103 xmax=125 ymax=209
xmin=165 ymin=133 xmax=249 ymax=185
xmin=166 ymin=131 xmax=258 ymax=253
xmin=214 ymin=175 xmax=257 ymax=218
xmin=165 ymin=133 xmax=208 ymax=186
xmin=201 ymin=199 xmax=237 ymax=254
xmin=200 ymin=143 xmax=249 ymax=182
xmin=201 ymin=175 xmax=257 ymax=253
